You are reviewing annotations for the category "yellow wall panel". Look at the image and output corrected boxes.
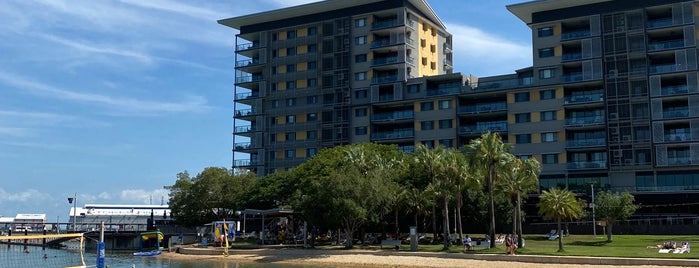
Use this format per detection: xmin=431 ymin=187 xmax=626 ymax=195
xmin=277 ymin=133 xmax=285 ymax=142
xmin=298 ymin=28 xmax=307 ymax=37
xmin=277 ymin=151 xmax=284 ymax=159
xmin=278 ymin=65 xmax=286 ymax=74
xmin=531 ymin=89 xmax=540 ymax=101
xmin=297 ymin=114 xmax=306 ymax=123
xmin=278 ymin=48 xmax=286 ymax=57
xmin=532 ymin=133 xmax=541 ymax=143
xmin=553 ymin=24 xmax=561 ymax=35
xmin=297 ymin=62 xmax=307 ymax=71
xmin=531 ymin=112 xmax=541 ymax=122
xmin=296 ymin=148 xmax=304 ymax=158
xmin=297 ymin=79 xmax=307 ymax=88
xmin=557 ymin=110 xmax=565 ymax=121
xmin=298 ymin=130 xmax=307 ymax=140
xmin=558 ymin=131 xmax=565 ymax=142
xmin=277 ymin=116 xmax=285 ymax=124
xmin=554 ymin=46 xmax=562 ymax=57
xmin=507 ymin=93 xmax=515 ymax=103
xmin=297 ymin=45 xmax=308 ymax=54
xmin=278 ymin=82 xmax=286 ymax=91
xmin=556 ymin=87 xmax=564 ymax=99
xmin=278 ymin=31 xmax=286 ymax=40
xmin=508 ymin=114 xmax=515 ymax=124
xmin=559 ymin=153 xmax=566 ymax=164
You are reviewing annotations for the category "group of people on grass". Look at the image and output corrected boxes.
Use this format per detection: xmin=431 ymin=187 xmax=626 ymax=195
xmin=463 ymin=233 xmax=518 ymax=255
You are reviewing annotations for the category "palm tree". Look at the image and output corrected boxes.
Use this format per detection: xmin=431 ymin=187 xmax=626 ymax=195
xmin=497 ymin=156 xmax=541 ymax=248
xmin=443 ymin=149 xmax=478 ymax=246
xmin=538 ymin=188 xmax=583 ymax=251
xmin=414 ymin=144 xmax=452 ymax=250
xmin=465 ymin=132 xmax=511 ymax=248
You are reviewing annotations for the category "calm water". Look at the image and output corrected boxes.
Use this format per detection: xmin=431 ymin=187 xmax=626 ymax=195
xmin=0 ymin=245 xmax=327 ymax=268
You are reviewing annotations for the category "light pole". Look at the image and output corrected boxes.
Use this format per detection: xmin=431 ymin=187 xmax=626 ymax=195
xmin=591 ymin=184 xmax=596 ymax=237
xmin=68 ymin=193 xmax=77 ymax=232
xmin=57 ymin=216 xmax=60 ymax=234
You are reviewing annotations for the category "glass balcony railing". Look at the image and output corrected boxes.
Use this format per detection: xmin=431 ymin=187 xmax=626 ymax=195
xmin=661 ymin=85 xmax=689 ymax=96
xmin=475 ymin=78 xmax=522 ymax=91
xmin=562 ymin=72 xmax=584 ymax=82
xmin=565 ymin=115 xmax=605 ymax=126
xmin=371 ymin=129 xmax=414 ymax=140
xmin=372 ymin=56 xmax=399 ymax=66
xmin=371 ymin=19 xmax=400 ymax=30
xmin=667 ymin=157 xmax=691 ymax=166
xmin=234 ymin=142 xmax=252 ymax=150
xmin=233 ymin=159 xmax=258 ymax=167
xmin=564 ymin=91 xmax=604 ymax=104
xmin=648 ymin=40 xmax=684 ymax=51
xmin=662 ymin=108 xmax=689 ymax=119
xmin=567 ymin=161 xmax=607 ymax=169
xmin=459 ymin=121 xmax=508 ymax=134
xmin=566 ymin=138 xmax=606 ymax=148
xmin=372 ymin=75 xmax=399 ymax=84
xmin=562 ymin=52 xmax=583 ymax=61
xmin=235 ymin=59 xmax=260 ymax=67
xmin=235 ymin=75 xmax=263 ymax=84
xmin=236 ymin=43 xmax=260 ymax=51
xmin=458 ymin=102 xmax=507 ymax=114
xmin=235 ymin=92 xmax=260 ymax=100
xmin=234 ymin=125 xmax=255 ymax=133
xmin=426 ymin=86 xmax=461 ymax=96
xmin=649 ymin=64 xmax=677 ymax=74
xmin=234 ymin=108 xmax=261 ymax=117
xmin=561 ymin=29 xmax=591 ymax=40
xmin=372 ymin=110 xmax=414 ymax=121
xmin=646 ymin=18 xmax=673 ymax=29
xmin=665 ymin=133 xmax=690 ymax=142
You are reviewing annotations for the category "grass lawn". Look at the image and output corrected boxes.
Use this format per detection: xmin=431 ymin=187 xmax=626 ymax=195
xmin=417 ymin=234 xmax=698 ymax=259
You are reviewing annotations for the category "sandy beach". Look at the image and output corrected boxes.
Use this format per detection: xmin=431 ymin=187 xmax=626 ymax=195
xmin=160 ymin=248 xmax=687 ymax=268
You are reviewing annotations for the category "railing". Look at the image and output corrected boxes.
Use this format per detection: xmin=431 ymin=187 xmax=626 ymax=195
xmin=443 ymin=43 xmax=452 ymax=52
xmin=233 ymin=159 xmax=258 ymax=167
xmin=444 ymin=59 xmax=452 ymax=66
xmin=646 ymin=18 xmax=673 ymax=29
xmin=562 ymin=52 xmax=583 ymax=61
xmin=459 ymin=121 xmax=508 ymax=134
xmin=561 ymin=29 xmax=591 ymax=40
xmin=371 ymin=19 xmax=400 ymax=30
xmin=649 ymin=64 xmax=677 ymax=74
xmin=567 ymin=161 xmax=607 ymax=170
xmin=664 ymin=133 xmax=690 ymax=142
xmin=372 ymin=75 xmax=399 ymax=84
xmin=235 ymin=75 xmax=263 ymax=84
xmin=564 ymin=91 xmax=604 ymax=104
xmin=235 ymin=59 xmax=260 ymax=67
xmin=667 ymin=157 xmax=691 ymax=166
xmin=475 ymin=78 xmax=522 ymax=91
xmin=458 ymin=102 xmax=507 ymax=114
xmin=234 ymin=108 xmax=261 ymax=117
xmin=235 ymin=92 xmax=260 ymax=100
xmin=234 ymin=125 xmax=255 ymax=133
xmin=426 ymin=86 xmax=460 ymax=96
xmin=371 ymin=129 xmax=414 ymax=140
xmin=662 ymin=109 xmax=689 ymax=119
xmin=371 ymin=39 xmax=407 ymax=48
xmin=648 ymin=40 xmax=684 ymax=51
xmin=371 ymin=56 xmax=399 ymax=66
xmin=660 ymin=85 xmax=688 ymax=96
xmin=565 ymin=115 xmax=605 ymax=126
xmin=562 ymin=72 xmax=583 ymax=82
xmin=234 ymin=142 xmax=252 ymax=150
xmin=236 ymin=43 xmax=260 ymax=51
xmin=372 ymin=110 xmax=414 ymax=121
xmin=566 ymin=138 xmax=606 ymax=148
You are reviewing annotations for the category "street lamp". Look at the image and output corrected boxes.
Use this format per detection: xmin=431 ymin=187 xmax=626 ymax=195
xmin=591 ymin=184 xmax=596 ymax=237
xmin=68 ymin=193 xmax=77 ymax=232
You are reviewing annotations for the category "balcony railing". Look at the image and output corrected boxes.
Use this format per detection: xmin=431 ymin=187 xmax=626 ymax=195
xmin=662 ymin=109 xmax=689 ymax=119
xmin=565 ymin=115 xmax=605 ymax=126
xmin=371 ymin=19 xmax=400 ymax=30
xmin=236 ymin=43 xmax=260 ymax=51
xmin=566 ymin=138 xmax=606 ymax=148
xmin=372 ymin=110 xmax=414 ymax=121
xmin=234 ymin=108 xmax=261 ymax=117
xmin=371 ymin=129 xmax=414 ymax=140
xmin=372 ymin=56 xmax=399 ymax=66
xmin=667 ymin=157 xmax=691 ymax=166
xmin=561 ymin=29 xmax=591 ymax=40
xmin=649 ymin=64 xmax=677 ymax=74
xmin=371 ymin=39 xmax=407 ymax=48
xmin=459 ymin=121 xmax=508 ymax=134
xmin=646 ymin=18 xmax=673 ymax=29
xmin=567 ymin=161 xmax=607 ymax=170
xmin=235 ymin=75 xmax=263 ymax=84
xmin=648 ymin=40 xmax=684 ymax=51
xmin=234 ymin=142 xmax=252 ymax=150
xmin=562 ymin=52 xmax=583 ymax=61
xmin=235 ymin=59 xmax=260 ymax=67
xmin=665 ymin=133 xmax=690 ymax=142
xmin=562 ymin=72 xmax=584 ymax=82
xmin=564 ymin=91 xmax=604 ymax=104
xmin=233 ymin=125 xmax=255 ymax=133
xmin=372 ymin=75 xmax=399 ymax=84
xmin=458 ymin=102 xmax=507 ymax=114
xmin=235 ymin=92 xmax=260 ymax=100
xmin=233 ymin=159 xmax=258 ymax=167
xmin=661 ymin=85 xmax=689 ymax=96
xmin=426 ymin=86 xmax=460 ymax=96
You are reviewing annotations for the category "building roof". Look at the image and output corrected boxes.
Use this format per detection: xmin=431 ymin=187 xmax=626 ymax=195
xmin=0 ymin=217 xmax=13 ymax=223
xmin=218 ymin=0 xmax=445 ymax=30
xmin=15 ymin=214 xmax=46 ymax=220
xmin=507 ymin=0 xmax=611 ymax=25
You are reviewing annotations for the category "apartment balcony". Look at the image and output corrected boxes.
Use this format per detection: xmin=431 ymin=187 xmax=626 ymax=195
xmin=562 ymin=72 xmax=583 ymax=83
xmin=235 ymin=75 xmax=263 ymax=85
xmin=565 ymin=115 xmax=605 ymax=126
xmin=371 ymin=39 xmax=408 ymax=49
xmin=444 ymin=59 xmax=453 ymax=70
xmin=475 ymin=78 xmax=522 ymax=91
xmin=648 ymin=40 xmax=684 ymax=52
xmin=458 ymin=121 xmax=508 ymax=135
xmin=234 ymin=125 xmax=257 ymax=134
xmin=564 ymin=91 xmax=604 ymax=104
xmin=236 ymin=42 xmax=261 ymax=52
xmin=234 ymin=142 xmax=261 ymax=152
xmin=372 ymin=75 xmax=399 ymax=84
xmin=664 ymin=133 xmax=691 ymax=142
xmin=443 ymin=43 xmax=452 ymax=53
xmin=235 ymin=91 xmax=260 ymax=101
xmin=649 ymin=64 xmax=677 ymax=74
xmin=234 ymin=108 xmax=262 ymax=118
xmin=660 ymin=85 xmax=689 ymax=96
xmin=562 ymin=52 xmax=583 ymax=61
xmin=662 ymin=108 xmax=689 ymax=119
xmin=566 ymin=138 xmax=606 ymax=148
xmin=667 ymin=157 xmax=691 ymax=166
xmin=371 ymin=110 xmax=414 ymax=121
xmin=233 ymin=159 xmax=259 ymax=167
xmin=646 ymin=18 xmax=673 ymax=29
xmin=235 ymin=58 xmax=260 ymax=68
xmin=371 ymin=129 xmax=414 ymax=140
xmin=458 ymin=102 xmax=507 ymax=114
xmin=561 ymin=29 xmax=591 ymax=41
xmin=371 ymin=56 xmax=399 ymax=66
xmin=426 ymin=86 xmax=461 ymax=96
xmin=567 ymin=160 xmax=607 ymax=170
xmin=371 ymin=19 xmax=401 ymax=30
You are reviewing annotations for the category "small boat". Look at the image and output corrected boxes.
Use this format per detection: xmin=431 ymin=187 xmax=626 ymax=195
xmin=134 ymin=231 xmax=164 ymax=257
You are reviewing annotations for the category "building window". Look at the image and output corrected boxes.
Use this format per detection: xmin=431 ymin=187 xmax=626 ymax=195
xmin=307 ymin=78 xmax=317 ymax=87
xmin=307 ymin=113 xmax=317 ymax=121
xmin=439 ymin=139 xmax=453 ymax=148
xmin=355 ymin=36 xmax=366 ymax=45
xmin=306 ymin=148 xmax=317 ymax=157
xmin=308 ymin=44 xmax=317 ymax=53
xmin=285 ymin=132 xmax=296 ymax=141
xmin=355 ymin=72 xmax=367 ymax=81
xmin=540 ymin=110 xmax=557 ymax=121
xmin=355 ymin=54 xmax=367 ymax=63
xmin=307 ymin=130 xmax=317 ymax=140
xmin=286 ymin=81 xmax=296 ymax=89
xmin=285 ymin=150 xmax=295 ymax=159
xmin=438 ymin=100 xmax=451 ymax=109
xmin=514 ymin=92 xmax=530 ymax=102
xmin=542 ymin=153 xmax=559 ymax=164
xmin=540 ymin=89 xmax=555 ymax=100
xmin=286 ymin=47 xmax=296 ymax=56
xmin=407 ymin=84 xmax=420 ymax=93
xmin=515 ymin=134 xmax=531 ymax=144
xmin=307 ymin=95 xmax=318 ymax=104
xmin=355 ymin=126 xmax=368 ymax=135
xmin=286 ymin=64 xmax=296 ymax=73
xmin=538 ymin=27 xmax=553 ymax=37
xmin=271 ymin=66 xmax=277 ymax=75
xmin=422 ymin=140 xmax=435 ymax=149
xmin=421 ymin=120 xmax=434 ymax=130
xmin=271 ymin=32 xmax=277 ymax=41
xmin=308 ymin=26 xmax=317 ymax=36
xmin=354 ymin=108 xmax=367 ymax=117
xmin=355 ymin=18 xmax=366 ymax=27
xmin=519 ymin=154 xmax=532 ymax=160
xmin=539 ymin=68 xmax=555 ymax=79
xmin=286 ymin=115 xmax=295 ymax=124
xmin=269 ymin=134 xmax=276 ymax=144
xmin=286 ymin=98 xmax=296 ymax=107
xmin=538 ymin=47 xmax=554 ymax=58
xmin=420 ymin=101 xmax=434 ymax=111
xmin=355 ymin=90 xmax=368 ymax=99
xmin=515 ymin=113 xmax=531 ymax=123
xmin=438 ymin=119 xmax=452 ymax=129
xmin=286 ymin=30 xmax=296 ymax=39
xmin=307 ymin=61 xmax=317 ymax=70
xmin=541 ymin=132 xmax=557 ymax=142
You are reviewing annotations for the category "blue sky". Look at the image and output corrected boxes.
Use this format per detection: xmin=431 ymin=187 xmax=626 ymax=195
xmin=0 ymin=0 xmax=531 ymax=223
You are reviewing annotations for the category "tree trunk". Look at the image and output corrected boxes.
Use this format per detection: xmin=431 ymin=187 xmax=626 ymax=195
xmin=511 ymin=196 xmax=517 ymax=234
xmin=443 ymin=195 xmax=450 ymax=250
xmin=488 ymin=165 xmax=496 ymax=248
xmin=607 ymin=223 xmax=613 ymax=242
xmin=557 ymin=219 xmax=563 ymax=251
xmin=431 ymin=204 xmax=437 ymax=244
xmin=457 ymin=191 xmax=464 ymax=246
xmin=394 ymin=210 xmax=399 ymax=241
xmin=516 ymin=193 xmax=523 ymax=248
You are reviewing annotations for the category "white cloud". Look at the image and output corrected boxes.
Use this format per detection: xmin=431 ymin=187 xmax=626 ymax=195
xmin=446 ymin=23 xmax=532 ymax=76
xmin=120 ymin=189 xmax=170 ymax=204
xmin=0 ymin=71 xmax=210 ymax=115
xmin=0 ymin=188 xmax=52 ymax=203
xmin=265 ymin=0 xmax=322 ymax=8
xmin=0 ymin=127 xmax=30 ymax=137
xmin=39 ymin=33 xmax=154 ymax=64
xmin=118 ymin=0 xmax=228 ymax=21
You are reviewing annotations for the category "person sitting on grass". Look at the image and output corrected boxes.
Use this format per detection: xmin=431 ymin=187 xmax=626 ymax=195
xmin=463 ymin=235 xmax=472 ymax=251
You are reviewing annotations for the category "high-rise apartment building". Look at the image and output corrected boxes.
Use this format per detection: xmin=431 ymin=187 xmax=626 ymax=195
xmin=219 ymin=0 xmax=453 ymax=176
xmin=220 ymin=0 xmax=699 ymax=214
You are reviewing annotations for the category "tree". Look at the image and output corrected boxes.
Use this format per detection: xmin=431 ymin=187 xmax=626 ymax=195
xmin=414 ymin=144 xmax=454 ymax=250
xmin=443 ymin=149 xmax=479 ymax=247
xmin=465 ymin=132 xmax=512 ymax=248
xmin=538 ymin=188 xmax=583 ymax=252
xmin=594 ymin=190 xmax=637 ymax=242
xmin=497 ymin=156 xmax=540 ymax=248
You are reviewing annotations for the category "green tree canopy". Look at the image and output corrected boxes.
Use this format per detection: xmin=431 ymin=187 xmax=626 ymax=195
xmin=538 ymin=188 xmax=583 ymax=252
xmin=594 ymin=190 xmax=637 ymax=242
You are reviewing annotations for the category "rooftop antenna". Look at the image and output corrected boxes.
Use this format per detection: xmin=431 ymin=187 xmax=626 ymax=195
xmin=160 ymin=196 xmax=164 ymax=205
xmin=149 ymin=195 xmax=152 ymax=205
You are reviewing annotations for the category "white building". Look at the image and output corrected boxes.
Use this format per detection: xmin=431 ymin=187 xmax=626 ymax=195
xmin=68 ymin=204 xmax=173 ymax=231
xmin=14 ymin=214 xmax=46 ymax=230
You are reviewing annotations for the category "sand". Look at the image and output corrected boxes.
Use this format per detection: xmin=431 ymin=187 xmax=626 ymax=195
xmin=159 ymin=248 xmax=682 ymax=268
